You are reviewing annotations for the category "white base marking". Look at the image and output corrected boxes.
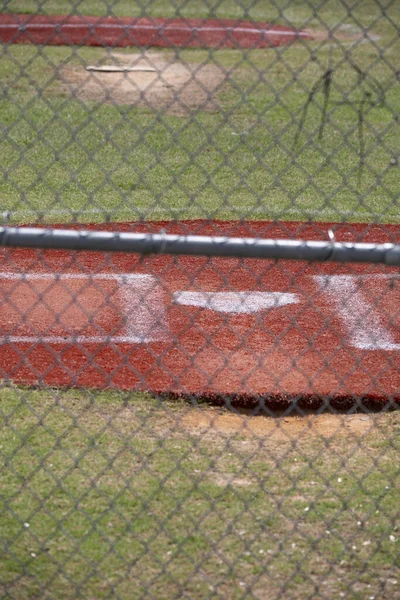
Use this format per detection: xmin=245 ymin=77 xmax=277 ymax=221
xmin=0 ymin=273 xmax=168 ymax=344
xmin=0 ymin=273 xmax=151 ymax=281
xmin=174 ymin=291 xmax=299 ymax=314
xmin=315 ymin=275 xmax=400 ymax=351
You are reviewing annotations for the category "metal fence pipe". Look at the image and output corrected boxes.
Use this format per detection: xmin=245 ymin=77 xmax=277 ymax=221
xmin=0 ymin=226 xmax=399 ymax=265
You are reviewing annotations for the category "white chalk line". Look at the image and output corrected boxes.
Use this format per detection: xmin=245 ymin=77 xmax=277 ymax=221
xmin=0 ymin=272 xmax=168 ymax=344
xmin=315 ymin=275 xmax=400 ymax=351
xmin=329 ymin=274 xmax=399 ymax=280
xmin=0 ymin=272 xmax=398 ymax=350
xmin=3 ymin=335 xmax=152 ymax=344
xmin=0 ymin=272 xmax=153 ymax=282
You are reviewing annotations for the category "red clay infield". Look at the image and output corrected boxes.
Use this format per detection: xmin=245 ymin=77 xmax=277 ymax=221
xmin=0 ymin=220 xmax=399 ymax=409
xmin=0 ymin=13 xmax=312 ymax=49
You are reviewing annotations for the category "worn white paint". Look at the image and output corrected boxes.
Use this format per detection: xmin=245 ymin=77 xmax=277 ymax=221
xmin=3 ymin=335 xmax=152 ymax=344
xmin=173 ymin=291 xmax=299 ymax=314
xmin=315 ymin=275 xmax=400 ymax=351
xmin=0 ymin=273 xmax=151 ymax=281
xmin=118 ymin=275 xmax=168 ymax=342
xmin=0 ymin=272 xmax=168 ymax=344
xmin=2 ymin=271 xmax=398 ymax=350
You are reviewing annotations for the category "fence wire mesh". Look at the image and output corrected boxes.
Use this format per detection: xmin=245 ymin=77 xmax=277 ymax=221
xmin=0 ymin=1 xmax=399 ymax=599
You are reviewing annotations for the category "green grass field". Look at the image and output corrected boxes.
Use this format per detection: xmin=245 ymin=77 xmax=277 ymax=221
xmin=1 ymin=388 xmax=399 ymax=599
xmin=1 ymin=3 xmax=400 ymax=598
xmin=1 ymin=1 xmax=400 ymax=224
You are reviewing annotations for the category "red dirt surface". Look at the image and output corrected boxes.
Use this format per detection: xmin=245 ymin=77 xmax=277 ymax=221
xmin=0 ymin=13 xmax=312 ymax=49
xmin=0 ymin=220 xmax=398 ymax=409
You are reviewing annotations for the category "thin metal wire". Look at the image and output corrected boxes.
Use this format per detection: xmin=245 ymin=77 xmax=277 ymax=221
xmin=0 ymin=2 xmax=399 ymax=599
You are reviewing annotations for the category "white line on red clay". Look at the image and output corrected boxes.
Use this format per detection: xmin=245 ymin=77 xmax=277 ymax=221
xmin=2 ymin=336 xmax=154 ymax=344
xmin=0 ymin=273 xmax=153 ymax=281
xmin=315 ymin=275 xmax=400 ymax=351
xmin=1 ymin=272 xmax=398 ymax=350
xmin=0 ymin=273 xmax=168 ymax=344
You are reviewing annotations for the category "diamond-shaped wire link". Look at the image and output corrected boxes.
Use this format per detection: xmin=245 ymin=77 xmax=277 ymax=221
xmin=0 ymin=1 xmax=399 ymax=599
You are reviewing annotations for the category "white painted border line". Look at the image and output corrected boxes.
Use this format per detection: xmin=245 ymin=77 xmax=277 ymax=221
xmin=0 ymin=272 xmax=153 ymax=281
xmin=315 ymin=275 xmax=400 ymax=351
xmin=2 ymin=335 xmax=154 ymax=344
xmin=320 ymin=273 xmax=400 ymax=280
xmin=0 ymin=272 xmax=168 ymax=345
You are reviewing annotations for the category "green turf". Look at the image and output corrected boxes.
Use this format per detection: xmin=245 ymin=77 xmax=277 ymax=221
xmin=0 ymin=2 xmax=399 ymax=225
xmin=0 ymin=387 xmax=399 ymax=599
xmin=1 ymin=5 xmax=399 ymax=597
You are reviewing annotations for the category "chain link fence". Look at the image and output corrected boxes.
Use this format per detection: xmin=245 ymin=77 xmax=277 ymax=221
xmin=0 ymin=1 xmax=399 ymax=598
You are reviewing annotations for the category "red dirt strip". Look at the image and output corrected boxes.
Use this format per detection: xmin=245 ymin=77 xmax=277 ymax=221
xmin=0 ymin=220 xmax=399 ymax=409
xmin=0 ymin=13 xmax=312 ymax=49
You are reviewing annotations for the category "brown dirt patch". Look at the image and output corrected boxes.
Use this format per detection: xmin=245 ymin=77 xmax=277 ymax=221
xmin=180 ymin=408 xmax=374 ymax=440
xmin=59 ymin=51 xmax=226 ymax=116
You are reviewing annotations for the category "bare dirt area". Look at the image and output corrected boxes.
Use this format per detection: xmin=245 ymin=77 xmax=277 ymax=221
xmin=59 ymin=51 xmax=226 ymax=115
xmin=180 ymin=407 xmax=375 ymax=440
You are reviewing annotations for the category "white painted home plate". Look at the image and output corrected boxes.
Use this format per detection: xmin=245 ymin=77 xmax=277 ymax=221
xmin=174 ymin=291 xmax=299 ymax=313
xmin=0 ymin=273 xmax=168 ymax=344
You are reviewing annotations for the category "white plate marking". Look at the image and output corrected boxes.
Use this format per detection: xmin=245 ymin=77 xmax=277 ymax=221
xmin=173 ymin=291 xmax=299 ymax=314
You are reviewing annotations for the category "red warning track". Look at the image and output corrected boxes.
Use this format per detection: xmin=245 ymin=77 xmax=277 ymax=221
xmin=0 ymin=220 xmax=399 ymax=409
xmin=0 ymin=13 xmax=312 ymax=49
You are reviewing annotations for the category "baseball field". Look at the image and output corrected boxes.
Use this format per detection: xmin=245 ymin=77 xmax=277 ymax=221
xmin=0 ymin=1 xmax=399 ymax=598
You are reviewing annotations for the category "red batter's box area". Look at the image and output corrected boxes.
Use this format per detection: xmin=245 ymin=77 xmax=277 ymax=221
xmin=0 ymin=221 xmax=399 ymax=408
xmin=0 ymin=273 xmax=168 ymax=344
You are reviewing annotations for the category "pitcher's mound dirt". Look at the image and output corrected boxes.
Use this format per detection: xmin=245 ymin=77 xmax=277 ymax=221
xmin=60 ymin=52 xmax=226 ymax=115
